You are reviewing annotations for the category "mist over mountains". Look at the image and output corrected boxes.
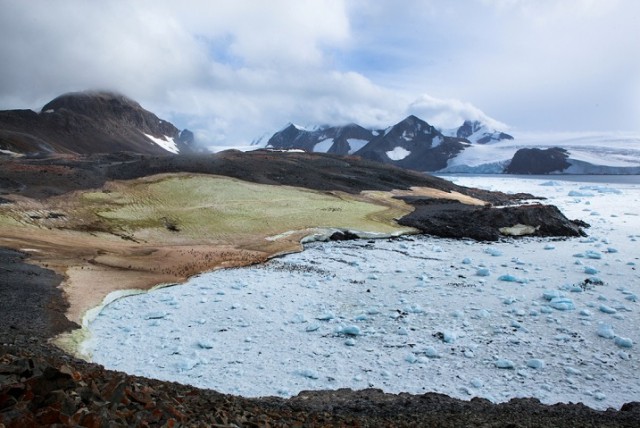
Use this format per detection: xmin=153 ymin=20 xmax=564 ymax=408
xmin=1 ymin=91 xmax=639 ymax=175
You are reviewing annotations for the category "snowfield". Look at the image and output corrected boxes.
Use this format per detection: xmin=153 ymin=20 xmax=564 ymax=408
xmin=84 ymin=176 xmax=640 ymax=410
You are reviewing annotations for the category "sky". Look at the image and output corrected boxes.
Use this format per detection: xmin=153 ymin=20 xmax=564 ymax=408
xmin=0 ymin=0 xmax=638 ymax=149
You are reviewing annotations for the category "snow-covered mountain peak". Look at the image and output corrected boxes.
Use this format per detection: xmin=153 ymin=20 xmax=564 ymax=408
xmin=441 ymin=120 xmax=513 ymax=145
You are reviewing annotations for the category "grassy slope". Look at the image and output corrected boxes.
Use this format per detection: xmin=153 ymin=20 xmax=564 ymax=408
xmin=88 ymin=174 xmax=413 ymax=239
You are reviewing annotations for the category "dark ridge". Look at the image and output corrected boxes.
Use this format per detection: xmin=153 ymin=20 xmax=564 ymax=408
xmin=0 ymin=150 xmax=500 ymax=201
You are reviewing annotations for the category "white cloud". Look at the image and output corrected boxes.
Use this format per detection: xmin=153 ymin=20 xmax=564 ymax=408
xmin=407 ymin=94 xmax=507 ymax=130
xmin=0 ymin=0 xmax=638 ymax=149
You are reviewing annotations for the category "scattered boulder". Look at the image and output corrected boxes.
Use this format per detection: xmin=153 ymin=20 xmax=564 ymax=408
xmin=328 ymin=230 xmax=360 ymax=241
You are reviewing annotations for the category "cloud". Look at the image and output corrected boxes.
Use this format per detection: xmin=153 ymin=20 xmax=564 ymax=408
xmin=0 ymin=0 xmax=638 ymax=149
xmin=165 ymin=69 xmax=408 ymax=147
xmin=407 ymin=94 xmax=507 ymax=130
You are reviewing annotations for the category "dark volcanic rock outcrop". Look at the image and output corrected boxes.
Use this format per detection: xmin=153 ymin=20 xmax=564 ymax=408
xmin=505 ymin=147 xmax=571 ymax=174
xmin=0 ymin=91 xmax=194 ymax=155
xmin=397 ymin=199 xmax=588 ymax=241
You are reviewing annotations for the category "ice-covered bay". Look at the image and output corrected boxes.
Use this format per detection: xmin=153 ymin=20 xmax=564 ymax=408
xmin=84 ymin=176 xmax=640 ymax=410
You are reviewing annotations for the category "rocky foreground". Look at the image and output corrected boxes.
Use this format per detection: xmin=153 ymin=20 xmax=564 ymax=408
xmin=2 ymin=151 xmax=637 ymax=426
xmin=3 ymin=335 xmax=640 ymax=427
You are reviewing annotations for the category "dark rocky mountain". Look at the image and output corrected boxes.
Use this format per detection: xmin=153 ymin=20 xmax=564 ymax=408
xmin=353 ymin=115 xmax=469 ymax=171
xmin=505 ymin=147 xmax=571 ymax=174
xmin=452 ymin=120 xmax=514 ymax=144
xmin=263 ymin=115 xmax=525 ymax=173
xmin=266 ymin=115 xmax=471 ymax=172
xmin=0 ymin=91 xmax=194 ymax=155
xmin=266 ymin=123 xmax=377 ymax=155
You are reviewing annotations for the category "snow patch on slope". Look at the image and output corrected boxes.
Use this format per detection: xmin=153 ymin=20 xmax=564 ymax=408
xmin=143 ymin=133 xmax=179 ymax=154
xmin=347 ymin=139 xmax=369 ymax=154
xmin=432 ymin=136 xmax=444 ymax=148
xmin=314 ymin=138 xmax=334 ymax=153
xmin=386 ymin=147 xmax=411 ymax=161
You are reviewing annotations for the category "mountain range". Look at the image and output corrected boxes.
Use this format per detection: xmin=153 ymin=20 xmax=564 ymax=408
xmin=265 ymin=116 xmax=515 ymax=172
xmin=263 ymin=116 xmax=640 ymax=174
xmin=1 ymin=91 xmax=638 ymax=174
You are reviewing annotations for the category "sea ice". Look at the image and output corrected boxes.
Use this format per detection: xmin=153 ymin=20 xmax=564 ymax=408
xmin=498 ymin=274 xmax=528 ymax=283
xmin=176 ymin=358 xmax=199 ymax=372
xmin=526 ymin=359 xmax=545 ymax=369
xmin=316 ymin=311 xmax=335 ymax=321
xmin=614 ymin=337 xmax=633 ymax=348
xmin=144 ymin=311 xmax=167 ymax=320
xmin=596 ymin=324 xmax=615 ymax=339
xmin=419 ymin=346 xmax=438 ymax=359
xmin=495 ymin=359 xmax=515 ymax=369
xmin=484 ymin=247 xmax=503 ymax=257
xmin=405 ymin=353 xmax=418 ymax=363
xmin=586 ymin=250 xmax=603 ymax=260
xmin=565 ymin=367 xmax=581 ymax=376
xmin=338 ymin=325 xmax=362 ymax=336
xmin=470 ymin=378 xmax=484 ymax=388
xmin=476 ymin=268 xmax=491 ymax=277
xmin=543 ymin=290 xmax=563 ymax=301
xmin=443 ymin=331 xmax=457 ymax=343
xmin=549 ymin=297 xmax=575 ymax=311
xmin=306 ymin=323 xmax=321 ymax=332
xmin=568 ymin=191 xmax=595 ymax=197
xmin=197 ymin=340 xmax=215 ymax=349
xmin=297 ymin=369 xmax=319 ymax=379
xmin=599 ymin=305 xmax=617 ymax=314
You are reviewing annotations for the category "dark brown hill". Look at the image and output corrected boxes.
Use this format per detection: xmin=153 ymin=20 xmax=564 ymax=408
xmin=0 ymin=91 xmax=194 ymax=155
